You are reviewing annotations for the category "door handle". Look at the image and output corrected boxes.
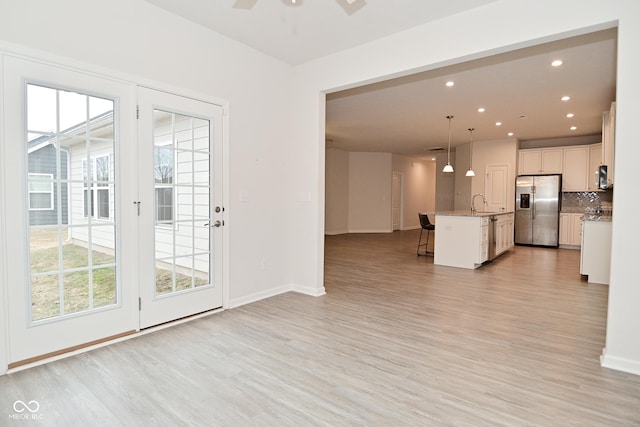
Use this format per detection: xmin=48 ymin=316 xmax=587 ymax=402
xmin=212 ymin=220 xmax=222 ymax=228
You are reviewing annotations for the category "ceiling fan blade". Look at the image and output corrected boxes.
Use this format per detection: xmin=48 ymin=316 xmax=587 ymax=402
xmin=233 ymin=0 xmax=258 ymax=10
xmin=335 ymin=0 xmax=366 ymax=15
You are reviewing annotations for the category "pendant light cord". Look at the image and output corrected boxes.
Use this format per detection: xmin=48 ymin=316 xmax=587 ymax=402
xmin=446 ymin=115 xmax=453 ymax=164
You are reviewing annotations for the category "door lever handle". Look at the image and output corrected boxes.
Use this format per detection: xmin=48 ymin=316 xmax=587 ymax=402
xmin=212 ymin=220 xmax=222 ymax=228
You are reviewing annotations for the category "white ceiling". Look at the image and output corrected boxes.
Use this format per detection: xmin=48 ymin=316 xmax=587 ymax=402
xmin=144 ymin=0 xmax=500 ymax=65
xmin=144 ymin=1 xmax=617 ymax=159
xmin=327 ymin=28 xmax=617 ymax=158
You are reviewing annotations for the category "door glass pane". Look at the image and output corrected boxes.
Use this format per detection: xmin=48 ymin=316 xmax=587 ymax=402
xmin=153 ymin=110 xmax=211 ymax=295
xmin=26 ymin=83 xmax=117 ymax=323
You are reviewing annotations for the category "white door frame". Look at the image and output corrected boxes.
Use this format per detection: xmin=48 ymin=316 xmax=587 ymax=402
xmin=0 ymin=70 xmax=7 ymax=374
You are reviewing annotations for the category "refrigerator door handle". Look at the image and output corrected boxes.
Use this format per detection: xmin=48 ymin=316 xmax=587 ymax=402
xmin=532 ymin=199 xmax=535 ymax=220
xmin=531 ymin=185 xmax=536 ymax=220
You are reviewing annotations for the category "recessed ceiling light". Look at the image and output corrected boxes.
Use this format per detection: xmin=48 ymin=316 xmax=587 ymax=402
xmin=566 ymin=113 xmax=575 ymax=118
xmin=551 ymin=59 xmax=563 ymax=67
xmin=495 ymin=121 xmax=502 ymax=126
xmin=570 ymin=126 xmax=577 ymax=131
xmin=477 ymin=107 xmax=486 ymax=113
xmin=445 ymin=81 xmax=455 ymax=87
xmin=561 ymin=96 xmax=571 ymax=101
xmin=282 ymin=0 xmax=302 ymax=7
xmin=508 ymin=132 xmax=514 ymax=137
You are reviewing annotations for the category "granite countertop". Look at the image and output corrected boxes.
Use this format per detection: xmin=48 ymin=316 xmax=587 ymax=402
xmin=432 ymin=210 xmax=514 ymax=217
xmin=582 ymin=214 xmax=612 ymax=222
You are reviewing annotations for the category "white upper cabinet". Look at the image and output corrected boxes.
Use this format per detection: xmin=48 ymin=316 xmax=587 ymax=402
xmin=519 ymin=144 xmax=602 ymax=192
xmin=562 ymin=147 xmax=589 ymax=191
xmin=518 ymin=148 xmax=563 ymax=175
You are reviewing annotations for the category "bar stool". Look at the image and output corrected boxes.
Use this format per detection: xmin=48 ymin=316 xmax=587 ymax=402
xmin=417 ymin=213 xmax=435 ymax=256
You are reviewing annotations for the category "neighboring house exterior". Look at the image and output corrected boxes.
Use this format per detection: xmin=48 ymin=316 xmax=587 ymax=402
xmin=27 ymin=105 xmax=208 ymax=278
xmin=27 ymin=139 xmax=69 ymax=226
xmin=67 ymin=112 xmax=116 ymax=252
xmin=27 ymin=110 xmax=116 ymax=252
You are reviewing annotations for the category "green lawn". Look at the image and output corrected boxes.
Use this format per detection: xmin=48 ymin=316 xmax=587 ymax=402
xmin=29 ymin=230 xmax=208 ymax=321
xmin=30 ymin=243 xmax=116 ymax=321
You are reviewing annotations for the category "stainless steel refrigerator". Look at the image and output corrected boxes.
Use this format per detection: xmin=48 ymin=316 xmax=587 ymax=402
xmin=515 ymin=174 xmax=561 ymax=247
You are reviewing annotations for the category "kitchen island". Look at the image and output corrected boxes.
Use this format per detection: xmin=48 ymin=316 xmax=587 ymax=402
xmin=433 ymin=211 xmax=514 ymax=269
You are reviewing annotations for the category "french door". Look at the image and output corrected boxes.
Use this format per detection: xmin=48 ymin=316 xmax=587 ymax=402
xmin=2 ymin=57 xmax=138 ymax=364
xmin=2 ymin=58 xmax=224 ymax=366
xmin=137 ymin=88 xmax=223 ymax=329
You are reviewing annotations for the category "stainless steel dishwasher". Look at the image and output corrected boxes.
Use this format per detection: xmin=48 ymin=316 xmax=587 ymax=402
xmin=488 ymin=215 xmax=498 ymax=261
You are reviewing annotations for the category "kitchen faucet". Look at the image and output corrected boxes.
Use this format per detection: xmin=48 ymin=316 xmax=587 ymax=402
xmin=471 ymin=193 xmax=487 ymax=212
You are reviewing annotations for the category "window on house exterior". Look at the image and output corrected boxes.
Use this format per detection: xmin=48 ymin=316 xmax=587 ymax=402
xmin=154 ymin=145 xmax=174 ymax=225
xmin=28 ymin=173 xmax=54 ymax=210
xmin=83 ymin=155 xmax=110 ymax=219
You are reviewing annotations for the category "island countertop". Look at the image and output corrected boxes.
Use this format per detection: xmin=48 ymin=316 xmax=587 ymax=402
xmin=429 ymin=210 xmax=514 ymax=218
xmin=581 ymin=214 xmax=612 ymax=222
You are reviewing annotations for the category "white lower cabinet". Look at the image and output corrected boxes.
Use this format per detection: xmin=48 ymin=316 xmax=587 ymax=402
xmin=559 ymin=213 xmax=583 ymax=247
xmin=495 ymin=213 xmax=514 ymax=256
xmin=580 ymin=220 xmax=612 ymax=284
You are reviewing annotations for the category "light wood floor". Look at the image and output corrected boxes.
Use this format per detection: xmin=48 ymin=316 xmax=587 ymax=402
xmin=2 ymin=230 xmax=640 ymax=426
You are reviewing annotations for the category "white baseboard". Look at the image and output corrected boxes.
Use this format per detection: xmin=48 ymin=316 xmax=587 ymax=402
xmin=227 ymin=283 xmax=326 ymax=309
xmin=402 ymin=225 xmax=421 ymax=231
xmin=326 ymin=227 xmax=419 ymax=235
xmin=325 ymin=229 xmax=349 ymax=236
xmin=559 ymin=244 xmax=580 ymax=250
xmin=601 ymin=348 xmax=640 ymax=376
xmin=227 ymin=285 xmax=291 ymax=309
xmin=291 ymin=283 xmax=326 ymax=297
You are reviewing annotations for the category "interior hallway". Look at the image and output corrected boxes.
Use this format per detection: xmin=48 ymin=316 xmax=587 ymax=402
xmin=1 ymin=230 xmax=639 ymax=425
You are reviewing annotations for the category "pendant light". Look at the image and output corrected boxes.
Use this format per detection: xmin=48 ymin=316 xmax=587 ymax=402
xmin=465 ymin=128 xmax=476 ymax=177
xmin=442 ymin=115 xmax=454 ymax=173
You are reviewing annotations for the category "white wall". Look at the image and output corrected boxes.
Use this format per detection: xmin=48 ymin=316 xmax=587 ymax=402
xmin=453 ymin=145 xmax=472 ymax=211
xmin=471 ymin=139 xmax=518 ymax=212
xmin=451 ymin=139 xmax=517 ymax=212
xmin=325 ymin=148 xmax=349 ymax=235
xmin=392 ymin=155 xmax=436 ymax=229
xmin=290 ymin=0 xmax=640 ymax=375
xmin=348 ymin=152 xmax=392 ymax=233
xmin=325 ymin=150 xmax=434 ymax=234
xmin=435 ymin=152 xmax=456 ymax=211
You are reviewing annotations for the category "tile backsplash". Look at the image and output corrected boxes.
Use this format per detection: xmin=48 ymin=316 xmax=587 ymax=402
xmin=562 ymin=191 xmax=613 ymax=213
